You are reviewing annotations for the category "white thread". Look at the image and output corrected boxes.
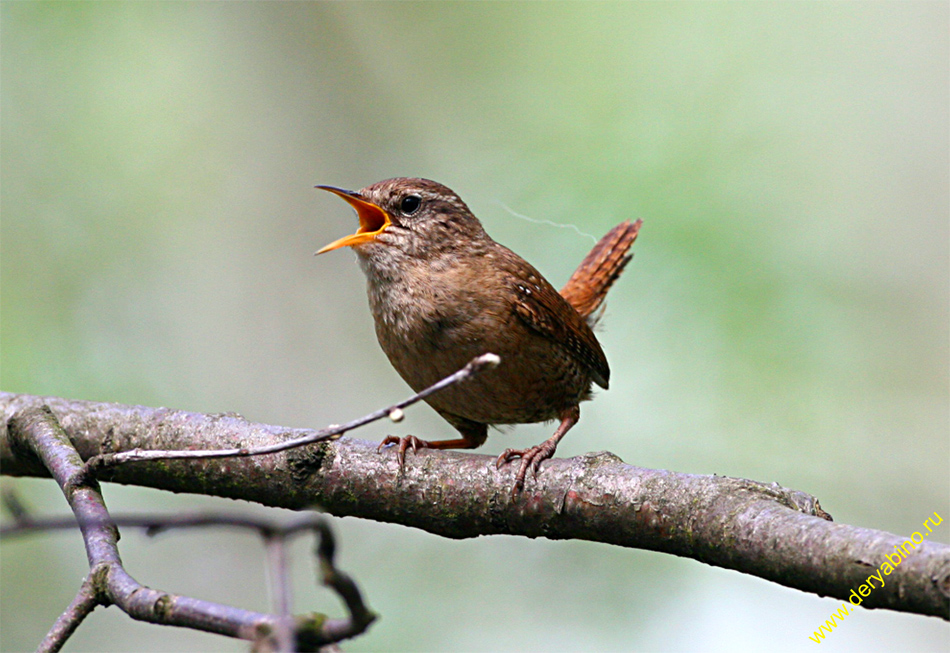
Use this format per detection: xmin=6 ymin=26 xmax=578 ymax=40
xmin=496 ymin=200 xmax=597 ymax=244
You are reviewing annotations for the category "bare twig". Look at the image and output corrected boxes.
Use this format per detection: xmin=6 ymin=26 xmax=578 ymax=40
xmin=0 ymin=512 xmax=305 ymax=538
xmin=1 ymin=485 xmax=30 ymax=522
xmin=309 ymin=519 xmax=376 ymax=644
xmin=39 ymin=576 xmax=100 ymax=653
xmin=264 ymin=535 xmax=295 ymax=653
xmin=81 ymin=352 xmax=500 ymax=477
xmin=4 ymin=407 xmax=376 ymax=651
xmin=265 ymin=534 xmax=292 ymax=618
xmin=1 ymin=504 xmax=379 ymax=650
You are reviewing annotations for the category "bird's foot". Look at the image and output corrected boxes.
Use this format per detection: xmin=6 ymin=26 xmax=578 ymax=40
xmin=496 ymin=439 xmax=559 ymax=495
xmin=377 ymin=435 xmax=431 ymax=467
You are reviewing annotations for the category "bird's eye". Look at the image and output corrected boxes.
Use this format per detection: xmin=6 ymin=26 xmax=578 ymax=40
xmin=400 ymin=195 xmax=422 ymax=216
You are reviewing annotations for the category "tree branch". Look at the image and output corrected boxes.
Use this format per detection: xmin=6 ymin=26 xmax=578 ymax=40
xmin=3 ymin=405 xmax=376 ymax=651
xmin=2 ymin=392 xmax=948 ymax=620
xmin=40 ymin=576 xmax=100 ymax=653
xmin=2 ymin=508 xmax=378 ymax=652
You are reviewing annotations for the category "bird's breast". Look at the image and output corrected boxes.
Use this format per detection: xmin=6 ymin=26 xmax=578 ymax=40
xmin=359 ymin=256 xmax=593 ymax=425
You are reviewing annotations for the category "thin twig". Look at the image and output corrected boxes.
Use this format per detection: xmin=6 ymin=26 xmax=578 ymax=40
xmin=5 ymin=408 xmax=378 ymax=651
xmin=39 ymin=576 xmax=100 ymax=653
xmin=308 ymin=520 xmax=377 ymax=645
xmin=81 ymin=352 xmax=500 ymax=476
xmin=2 ymin=512 xmax=331 ymax=539
xmin=4 ymin=509 xmax=380 ymax=652
xmin=1 ymin=486 xmax=30 ymax=522
xmin=264 ymin=533 xmax=294 ymax=653
xmin=265 ymin=535 xmax=292 ymax=618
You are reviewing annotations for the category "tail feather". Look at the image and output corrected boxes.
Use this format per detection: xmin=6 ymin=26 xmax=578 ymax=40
xmin=559 ymin=219 xmax=641 ymax=322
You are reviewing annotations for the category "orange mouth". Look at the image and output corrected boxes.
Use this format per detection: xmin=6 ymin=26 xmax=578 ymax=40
xmin=315 ymin=185 xmax=392 ymax=254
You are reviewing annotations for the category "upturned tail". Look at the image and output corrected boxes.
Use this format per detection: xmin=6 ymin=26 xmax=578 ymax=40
xmin=559 ymin=219 xmax=642 ymax=322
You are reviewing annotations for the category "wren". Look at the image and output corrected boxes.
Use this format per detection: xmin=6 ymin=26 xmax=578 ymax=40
xmin=316 ymin=178 xmax=640 ymax=493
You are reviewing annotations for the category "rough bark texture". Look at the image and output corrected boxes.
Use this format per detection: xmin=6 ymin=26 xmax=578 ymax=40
xmin=2 ymin=392 xmax=948 ymax=620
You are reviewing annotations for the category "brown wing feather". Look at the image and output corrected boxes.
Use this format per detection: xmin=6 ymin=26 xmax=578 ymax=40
xmin=501 ymin=254 xmax=611 ymax=389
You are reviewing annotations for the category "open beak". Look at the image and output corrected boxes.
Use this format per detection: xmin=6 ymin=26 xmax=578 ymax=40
xmin=315 ymin=185 xmax=392 ymax=254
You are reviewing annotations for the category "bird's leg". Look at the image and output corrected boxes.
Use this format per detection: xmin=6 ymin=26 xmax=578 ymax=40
xmin=496 ymin=405 xmax=579 ymax=494
xmin=378 ymin=415 xmax=488 ymax=467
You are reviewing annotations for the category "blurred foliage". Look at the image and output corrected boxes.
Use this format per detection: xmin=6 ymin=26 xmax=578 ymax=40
xmin=2 ymin=2 xmax=947 ymax=651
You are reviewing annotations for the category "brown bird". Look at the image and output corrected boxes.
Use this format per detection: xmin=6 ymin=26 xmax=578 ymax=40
xmin=317 ymin=178 xmax=640 ymax=493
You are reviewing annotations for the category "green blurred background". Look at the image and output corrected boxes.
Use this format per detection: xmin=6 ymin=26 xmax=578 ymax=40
xmin=2 ymin=2 xmax=947 ymax=651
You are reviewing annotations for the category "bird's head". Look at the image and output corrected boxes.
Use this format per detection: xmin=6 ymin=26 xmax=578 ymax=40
xmin=316 ymin=178 xmax=489 ymax=261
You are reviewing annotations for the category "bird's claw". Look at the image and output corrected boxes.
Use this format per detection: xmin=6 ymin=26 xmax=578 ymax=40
xmin=495 ymin=441 xmax=558 ymax=495
xmin=377 ymin=435 xmax=429 ymax=467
